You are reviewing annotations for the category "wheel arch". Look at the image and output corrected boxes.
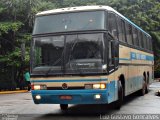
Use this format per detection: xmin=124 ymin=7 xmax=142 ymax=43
xmin=119 ymin=74 xmax=125 ymax=96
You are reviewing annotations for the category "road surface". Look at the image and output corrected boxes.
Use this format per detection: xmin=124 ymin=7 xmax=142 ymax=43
xmin=0 ymin=81 xmax=160 ymax=120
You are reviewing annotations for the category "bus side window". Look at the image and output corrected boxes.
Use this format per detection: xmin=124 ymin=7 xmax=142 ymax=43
xmin=143 ymin=34 xmax=147 ymax=49
xmin=140 ymin=32 xmax=144 ymax=48
xmin=149 ymin=37 xmax=153 ymax=51
xmin=146 ymin=36 xmax=150 ymax=50
xmin=150 ymin=38 xmax=153 ymax=51
xmin=108 ymin=12 xmax=118 ymax=40
xmin=117 ymin=17 xmax=125 ymax=42
xmin=135 ymin=29 xmax=139 ymax=46
xmin=121 ymin=19 xmax=126 ymax=42
xmin=132 ymin=27 xmax=138 ymax=46
xmin=138 ymin=30 xmax=142 ymax=48
xmin=125 ymin=22 xmax=133 ymax=45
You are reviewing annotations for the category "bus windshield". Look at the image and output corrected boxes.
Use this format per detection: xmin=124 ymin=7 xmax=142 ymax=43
xmin=31 ymin=33 xmax=105 ymax=75
xmin=33 ymin=11 xmax=105 ymax=35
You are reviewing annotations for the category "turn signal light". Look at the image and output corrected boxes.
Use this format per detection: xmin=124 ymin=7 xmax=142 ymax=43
xmin=85 ymin=83 xmax=106 ymax=89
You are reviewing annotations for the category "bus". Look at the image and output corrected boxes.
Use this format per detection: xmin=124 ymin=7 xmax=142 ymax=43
xmin=30 ymin=6 xmax=154 ymax=110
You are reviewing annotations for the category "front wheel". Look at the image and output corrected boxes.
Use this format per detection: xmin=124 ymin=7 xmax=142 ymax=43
xmin=60 ymin=104 xmax=68 ymax=111
xmin=114 ymin=81 xmax=123 ymax=109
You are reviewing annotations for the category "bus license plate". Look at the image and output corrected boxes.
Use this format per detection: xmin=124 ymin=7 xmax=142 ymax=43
xmin=60 ymin=95 xmax=72 ymax=100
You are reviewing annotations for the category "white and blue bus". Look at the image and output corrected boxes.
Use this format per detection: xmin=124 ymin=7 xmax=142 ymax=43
xmin=30 ymin=6 xmax=154 ymax=110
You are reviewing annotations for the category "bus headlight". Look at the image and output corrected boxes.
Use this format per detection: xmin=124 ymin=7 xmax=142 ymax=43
xmin=85 ymin=83 xmax=106 ymax=89
xmin=32 ymin=84 xmax=47 ymax=90
xmin=93 ymin=83 xmax=106 ymax=89
xmin=102 ymin=64 xmax=107 ymax=70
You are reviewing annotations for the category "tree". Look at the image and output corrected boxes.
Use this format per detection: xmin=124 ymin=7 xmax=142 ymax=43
xmin=0 ymin=0 xmax=160 ymax=90
xmin=0 ymin=0 xmax=55 ymax=90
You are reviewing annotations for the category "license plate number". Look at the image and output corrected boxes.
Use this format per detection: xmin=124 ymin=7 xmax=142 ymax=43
xmin=60 ymin=95 xmax=72 ymax=100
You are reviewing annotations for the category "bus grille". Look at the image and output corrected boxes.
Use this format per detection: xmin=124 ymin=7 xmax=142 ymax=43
xmin=47 ymin=87 xmax=85 ymax=90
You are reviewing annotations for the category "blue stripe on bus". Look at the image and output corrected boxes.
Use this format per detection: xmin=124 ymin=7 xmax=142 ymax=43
xmin=31 ymin=78 xmax=108 ymax=83
xmin=130 ymin=52 xmax=154 ymax=61
xmin=119 ymin=52 xmax=154 ymax=61
xmin=119 ymin=58 xmax=130 ymax=61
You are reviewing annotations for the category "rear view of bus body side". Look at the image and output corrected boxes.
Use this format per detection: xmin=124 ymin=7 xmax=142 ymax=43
xmin=30 ymin=6 xmax=154 ymax=110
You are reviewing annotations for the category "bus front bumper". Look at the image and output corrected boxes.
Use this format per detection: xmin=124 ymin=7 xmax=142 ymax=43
xmin=31 ymin=89 xmax=108 ymax=104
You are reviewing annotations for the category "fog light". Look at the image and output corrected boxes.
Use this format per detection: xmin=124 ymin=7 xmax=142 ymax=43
xmin=35 ymin=95 xmax=41 ymax=100
xmin=94 ymin=94 xmax=101 ymax=99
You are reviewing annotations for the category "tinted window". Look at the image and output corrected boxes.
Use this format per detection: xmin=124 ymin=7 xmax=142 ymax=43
xmin=117 ymin=17 xmax=126 ymax=42
xmin=146 ymin=36 xmax=150 ymax=50
xmin=108 ymin=12 xmax=118 ymax=40
xmin=125 ymin=23 xmax=133 ymax=45
xmin=150 ymin=37 xmax=153 ymax=51
xmin=33 ymin=11 xmax=105 ymax=34
xmin=132 ymin=27 xmax=138 ymax=46
xmin=143 ymin=34 xmax=147 ymax=49
xmin=139 ymin=32 xmax=144 ymax=48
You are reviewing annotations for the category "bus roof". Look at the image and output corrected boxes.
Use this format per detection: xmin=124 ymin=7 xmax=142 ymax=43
xmin=36 ymin=6 xmax=150 ymax=37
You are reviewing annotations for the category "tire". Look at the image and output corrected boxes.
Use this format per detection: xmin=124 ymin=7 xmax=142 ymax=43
xmin=145 ymin=76 xmax=149 ymax=94
xmin=145 ymin=83 xmax=149 ymax=94
xmin=140 ymin=80 xmax=146 ymax=96
xmin=114 ymin=81 xmax=123 ymax=109
xmin=60 ymin=104 xmax=68 ymax=111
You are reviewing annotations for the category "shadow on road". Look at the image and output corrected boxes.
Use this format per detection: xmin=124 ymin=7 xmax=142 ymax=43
xmin=26 ymin=90 xmax=149 ymax=120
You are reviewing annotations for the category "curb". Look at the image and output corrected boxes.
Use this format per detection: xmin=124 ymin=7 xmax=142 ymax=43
xmin=0 ymin=90 xmax=28 ymax=94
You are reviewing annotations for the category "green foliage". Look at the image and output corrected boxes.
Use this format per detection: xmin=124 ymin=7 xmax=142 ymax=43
xmin=0 ymin=22 xmax=23 ymax=35
xmin=0 ymin=0 xmax=160 ymax=85
xmin=0 ymin=47 xmax=21 ymax=66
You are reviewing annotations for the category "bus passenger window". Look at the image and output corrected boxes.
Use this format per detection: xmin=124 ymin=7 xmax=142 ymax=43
xmin=122 ymin=20 xmax=126 ymax=42
xmin=149 ymin=37 xmax=153 ymax=51
xmin=140 ymin=32 xmax=144 ymax=48
xmin=146 ymin=37 xmax=150 ymax=50
xmin=132 ymin=27 xmax=138 ymax=46
xmin=143 ymin=34 xmax=147 ymax=49
xmin=150 ymin=38 xmax=153 ymax=51
xmin=125 ymin=23 xmax=133 ymax=45
xmin=117 ymin=18 xmax=125 ymax=42
xmin=138 ymin=31 xmax=142 ymax=48
xmin=108 ymin=12 xmax=118 ymax=40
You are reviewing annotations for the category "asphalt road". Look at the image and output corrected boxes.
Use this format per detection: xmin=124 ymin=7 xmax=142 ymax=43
xmin=0 ymin=81 xmax=160 ymax=120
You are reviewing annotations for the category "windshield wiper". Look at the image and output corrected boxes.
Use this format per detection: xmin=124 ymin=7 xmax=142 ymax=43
xmin=35 ymin=57 xmax=62 ymax=67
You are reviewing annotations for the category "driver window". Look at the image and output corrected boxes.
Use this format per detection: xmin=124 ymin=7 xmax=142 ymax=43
xmin=108 ymin=36 xmax=114 ymax=67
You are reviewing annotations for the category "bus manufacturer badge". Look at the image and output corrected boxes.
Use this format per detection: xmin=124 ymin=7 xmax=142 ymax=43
xmin=62 ymin=83 xmax=68 ymax=89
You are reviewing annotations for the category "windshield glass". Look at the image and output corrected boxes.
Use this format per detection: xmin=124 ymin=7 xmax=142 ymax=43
xmin=31 ymin=33 xmax=105 ymax=75
xmin=33 ymin=11 xmax=105 ymax=34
